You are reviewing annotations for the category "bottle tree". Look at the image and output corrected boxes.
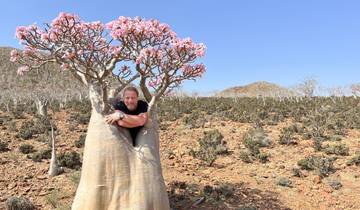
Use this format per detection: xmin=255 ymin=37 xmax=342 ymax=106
xmin=11 ymin=12 xmax=205 ymax=209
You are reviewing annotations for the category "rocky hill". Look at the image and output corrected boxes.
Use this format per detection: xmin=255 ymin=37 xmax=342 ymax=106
xmin=216 ymin=81 xmax=295 ymax=97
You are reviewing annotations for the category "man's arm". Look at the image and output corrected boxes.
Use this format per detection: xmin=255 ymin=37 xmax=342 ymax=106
xmin=117 ymin=112 xmax=148 ymax=128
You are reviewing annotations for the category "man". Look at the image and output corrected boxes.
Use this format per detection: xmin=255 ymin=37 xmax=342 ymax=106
xmin=105 ymin=86 xmax=148 ymax=146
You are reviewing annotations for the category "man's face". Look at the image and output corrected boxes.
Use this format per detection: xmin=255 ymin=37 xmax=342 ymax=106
xmin=123 ymin=90 xmax=138 ymax=111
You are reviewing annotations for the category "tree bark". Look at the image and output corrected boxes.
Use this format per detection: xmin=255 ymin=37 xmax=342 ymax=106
xmin=71 ymin=85 xmax=169 ymax=210
xmin=48 ymin=126 xmax=61 ymax=176
xmin=35 ymin=99 xmax=48 ymax=117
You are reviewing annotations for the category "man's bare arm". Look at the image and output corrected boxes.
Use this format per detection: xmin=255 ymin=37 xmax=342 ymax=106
xmin=117 ymin=112 xmax=148 ymax=128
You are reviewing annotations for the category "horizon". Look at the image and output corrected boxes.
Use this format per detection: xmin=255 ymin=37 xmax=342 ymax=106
xmin=1 ymin=0 xmax=360 ymax=94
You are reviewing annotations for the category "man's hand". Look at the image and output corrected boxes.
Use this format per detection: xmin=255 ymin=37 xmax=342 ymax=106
xmin=105 ymin=111 xmax=124 ymax=124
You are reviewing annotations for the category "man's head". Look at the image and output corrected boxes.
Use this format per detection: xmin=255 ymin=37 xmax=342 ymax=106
xmin=123 ymin=86 xmax=139 ymax=111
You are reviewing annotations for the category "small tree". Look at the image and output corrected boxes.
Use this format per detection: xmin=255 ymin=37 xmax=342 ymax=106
xmin=350 ymin=83 xmax=360 ymax=98
xmin=12 ymin=12 xmax=206 ymax=210
xmin=296 ymin=78 xmax=318 ymax=97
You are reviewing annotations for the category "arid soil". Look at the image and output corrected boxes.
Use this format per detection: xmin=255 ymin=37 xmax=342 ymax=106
xmin=0 ymin=109 xmax=359 ymax=210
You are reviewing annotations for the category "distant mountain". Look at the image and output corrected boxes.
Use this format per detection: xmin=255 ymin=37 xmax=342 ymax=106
xmin=215 ymin=81 xmax=294 ymax=97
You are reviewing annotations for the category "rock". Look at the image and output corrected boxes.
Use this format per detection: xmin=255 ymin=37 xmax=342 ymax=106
xmin=24 ymin=175 xmax=33 ymax=180
xmin=324 ymin=186 xmax=334 ymax=193
xmin=7 ymin=183 xmax=17 ymax=190
xmin=313 ymin=176 xmax=322 ymax=184
xmin=36 ymin=175 xmax=47 ymax=180
xmin=38 ymin=191 xmax=48 ymax=196
xmin=311 ymin=185 xmax=319 ymax=190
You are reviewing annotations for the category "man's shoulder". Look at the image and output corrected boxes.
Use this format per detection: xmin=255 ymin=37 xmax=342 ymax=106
xmin=137 ymin=100 xmax=148 ymax=112
xmin=138 ymin=100 xmax=148 ymax=106
xmin=114 ymin=101 xmax=127 ymax=111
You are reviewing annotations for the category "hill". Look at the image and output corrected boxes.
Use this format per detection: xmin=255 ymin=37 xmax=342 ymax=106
xmin=215 ymin=81 xmax=294 ymax=97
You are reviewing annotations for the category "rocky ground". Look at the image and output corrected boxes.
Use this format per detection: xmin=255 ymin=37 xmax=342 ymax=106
xmin=0 ymin=109 xmax=359 ymax=210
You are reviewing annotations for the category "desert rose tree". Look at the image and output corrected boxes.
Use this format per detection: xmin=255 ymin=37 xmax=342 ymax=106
xmin=11 ymin=12 xmax=206 ymax=210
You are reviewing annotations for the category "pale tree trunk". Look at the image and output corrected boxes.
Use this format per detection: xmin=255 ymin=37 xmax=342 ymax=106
xmin=5 ymin=101 xmax=10 ymax=113
xmin=12 ymin=97 xmax=18 ymax=110
xmin=48 ymin=126 xmax=61 ymax=176
xmin=35 ymin=99 xmax=48 ymax=117
xmin=72 ymin=83 xmax=170 ymax=210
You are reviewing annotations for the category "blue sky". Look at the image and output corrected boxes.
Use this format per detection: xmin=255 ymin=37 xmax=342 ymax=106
xmin=1 ymin=0 xmax=360 ymax=94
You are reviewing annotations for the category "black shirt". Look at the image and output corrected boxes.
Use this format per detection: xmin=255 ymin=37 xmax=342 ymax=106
xmin=114 ymin=100 xmax=148 ymax=145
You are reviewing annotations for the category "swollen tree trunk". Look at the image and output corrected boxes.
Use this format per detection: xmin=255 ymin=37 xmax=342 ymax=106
xmin=72 ymin=83 xmax=170 ymax=210
xmin=48 ymin=126 xmax=61 ymax=176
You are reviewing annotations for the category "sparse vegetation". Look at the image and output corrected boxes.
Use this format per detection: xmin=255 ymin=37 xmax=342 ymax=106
xmin=2 ymin=86 xmax=360 ymax=209
xmin=240 ymin=127 xmax=271 ymax=163
xmin=74 ymin=134 xmax=86 ymax=148
xmin=297 ymin=155 xmax=336 ymax=177
xmin=276 ymin=177 xmax=292 ymax=188
xmin=19 ymin=144 xmax=35 ymax=154
xmin=323 ymin=143 xmax=349 ymax=156
xmin=189 ymin=129 xmax=229 ymax=166
xmin=28 ymin=149 xmax=52 ymax=162
xmin=5 ymin=196 xmax=35 ymax=210
xmin=57 ymin=151 xmax=82 ymax=170
xmin=0 ymin=140 xmax=10 ymax=152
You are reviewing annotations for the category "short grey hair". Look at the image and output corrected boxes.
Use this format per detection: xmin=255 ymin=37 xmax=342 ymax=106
xmin=123 ymin=86 xmax=139 ymax=97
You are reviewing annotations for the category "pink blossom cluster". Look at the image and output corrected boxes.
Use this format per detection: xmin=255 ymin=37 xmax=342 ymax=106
xmin=173 ymin=38 xmax=206 ymax=57
xmin=107 ymin=17 xmax=176 ymax=41
xmin=12 ymin=12 xmax=206 ymax=91
xmin=135 ymin=47 xmax=163 ymax=64
xmin=10 ymin=49 xmax=19 ymax=62
xmin=17 ymin=66 xmax=29 ymax=75
xmin=181 ymin=64 xmax=206 ymax=78
xmin=148 ymin=76 xmax=162 ymax=88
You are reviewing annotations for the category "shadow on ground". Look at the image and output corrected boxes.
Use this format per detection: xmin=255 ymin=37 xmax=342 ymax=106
xmin=168 ymin=180 xmax=291 ymax=210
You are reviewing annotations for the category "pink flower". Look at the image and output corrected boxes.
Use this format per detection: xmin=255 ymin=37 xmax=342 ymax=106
xmin=60 ymin=63 xmax=70 ymax=70
xmin=195 ymin=43 xmax=206 ymax=57
xmin=148 ymin=76 xmax=162 ymax=88
xmin=135 ymin=54 xmax=144 ymax=64
xmin=41 ymin=33 xmax=49 ymax=41
xmin=17 ymin=66 xmax=29 ymax=75
xmin=15 ymin=26 xmax=28 ymax=40
xmin=10 ymin=50 xmax=19 ymax=62
xmin=62 ymin=51 xmax=76 ymax=59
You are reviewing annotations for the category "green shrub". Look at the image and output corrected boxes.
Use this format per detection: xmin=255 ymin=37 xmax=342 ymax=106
xmin=58 ymin=151 xmax=82 ymax=170
xmin=292 ymin=167 xmax=303 ymax=177
xmin=19 ymin=144 xmax=35 ymax=154
xmin=243 ymin=128 xmax=271 ymax=154
xmin=190 ymin=129 xmax=228 ymax=166
xmin=28 ymin=149 xmax=52 ymax=162
xmin=16 ymin=126 xmax=33 ymax=140
xmin=313 ymin=137 xmax=323 ymax=152
xmin=239 ymin=151 xmax=253 ymax=163
xmin=346 ymin=152 xmax=360 ymax=166
xmin=278 ymin=130 xmax=297 ymax=145
xmin=6 ymin=121 xmax=17 ymax=132
xmin=297 ymin=155 xmax=336 ymax=177
xmin=328 ymin=179 xmax=342 ymax=190
xmin=323 ymin=144 xmax=349 ymax=156
xmin=75 ymin=134 xmax=86 ymax=148
xmin=5 ymin=196 xmax=35 ymax=210
xmin=240 ymin=128 xmax=271 ymax=163
xmin=276 ymin=177 xmax=292 ymax=187
xmin=0 ymin=140 xmax=10 ymax=152
xmin=257 ymin=152 xmax=270 ymax=163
